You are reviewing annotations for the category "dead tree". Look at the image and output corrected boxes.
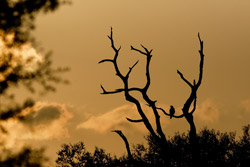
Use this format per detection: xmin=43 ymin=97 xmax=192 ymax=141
xmin=99 ymin=28 xmax=205 ymax=165
xmin=99 ymin=28 xmax=167 ymax=147
xmin=156 ymin=33 xmax=204 ymax=140
xmin=156 ymin=33 xmax=205 ymax=166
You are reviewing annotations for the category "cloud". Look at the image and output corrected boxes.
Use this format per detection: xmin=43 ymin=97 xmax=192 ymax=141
xmin=0 ymin=102 xmax=73 ymax=150
xmin=21 ymin=104 xmax=61 ymax=126
xmin=77 ymin=99 xmax=220 ymax=136
xmin=77 ymin=104 xmax=170 ymax=135
xmin=195 ymin=99 xmax=219 ymax=122
xmin=240 ymin=99 xmax=250 ymax=113
xmin=77 ymin=105 xmax=140 ymax=133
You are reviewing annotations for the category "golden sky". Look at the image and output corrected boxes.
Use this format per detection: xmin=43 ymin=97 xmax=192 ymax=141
xmin=2 ymin=0 xmax=250 ymax=166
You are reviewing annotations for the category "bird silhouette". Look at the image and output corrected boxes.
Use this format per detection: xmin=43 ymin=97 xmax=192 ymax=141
xmin=169 ymin=105 xmax=175 ymax=119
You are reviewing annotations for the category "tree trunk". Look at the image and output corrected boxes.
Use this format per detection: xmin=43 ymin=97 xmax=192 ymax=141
xmin=187 ymin=114 xmax=200 ymax=167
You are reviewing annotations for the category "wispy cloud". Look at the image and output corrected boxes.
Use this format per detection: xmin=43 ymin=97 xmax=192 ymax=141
xmin=0 ymin=102 xmax=73 ymax=150
xmin=77 ymin=105 xmax=141 ymax=133
xmin=195 ymin=99 xmax=219 ymax=122
xmin=77 ymin=104 xmax=170 ymax=134
xmin=240 ymin=99 xmax=250 ymax=113
xmin=77 ymin=98 xmax=221 ymax=136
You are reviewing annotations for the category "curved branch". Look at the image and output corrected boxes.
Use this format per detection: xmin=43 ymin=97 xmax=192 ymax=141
xmin=98 ymin=59 xmax=113 ymax=64
xmin=126 ymin=117 xmax=143 ymax=123
xmin=131 ymin=45 xmax=147 ymax=55
xmin=177 ymin=70 xmax=193 ymax=88
xmin=100 ymin=87 xmax=142 ymax=95
xmin=156 ymin=107 xmax=185 ymax=118
xmin=112 ymin=130 xmax=133 ymax=161
xmin=189 ymin=93 xmax=197 ymax=115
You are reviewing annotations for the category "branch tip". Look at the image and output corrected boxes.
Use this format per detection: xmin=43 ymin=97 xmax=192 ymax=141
xmin=198 ymin=32 xmax=203 ymax=44
xmin=100 ymin=84 xmax=106 ymax=93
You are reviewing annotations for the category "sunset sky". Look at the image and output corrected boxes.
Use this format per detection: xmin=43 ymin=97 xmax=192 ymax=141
xmin=1 ymin=0 xmax=250 ymax=166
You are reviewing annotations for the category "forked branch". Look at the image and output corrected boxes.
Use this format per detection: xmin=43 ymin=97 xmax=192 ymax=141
xmin=99 ymin=28 xmax=159 ymax=141
xmin=130 ymin=44 xmax=166 ymax=142
xmin=164 ymin=33 xmax=204 ymax=118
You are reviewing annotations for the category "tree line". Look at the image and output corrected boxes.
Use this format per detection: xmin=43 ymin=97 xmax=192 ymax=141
xmin=56 ymin=125 xmax=250 ymax=167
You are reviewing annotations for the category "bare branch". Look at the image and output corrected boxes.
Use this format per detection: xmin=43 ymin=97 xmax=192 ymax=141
xmin=173 ymin=33 xmax=205 ymax=150
xmin=100 ymin=84 xmax=106 ymax=94
xmin=100 ymin=28 xmax=162 ymax=143
xmin=131 ymin=45 xmax=153 ymax=92
xmin=156 ymin=107 xmax=185 ymax=118
xmin=141 ymin=44 xmax=149 ymax=53
xmin=98 ymin=59 xmax=113 ymax=64
xmin=130 ymin=44 xmax=165 ymax=140
xmin=112 ymin=130 xmax=133 ymax=161
xmin=126 ymin=117 xmax=143 ymax=123
xmin=177 ymin=70 xmax=193 ymax=88
xmin=197 ymin=33 xmax=204 ymax=87
xmin=140 ymin=44 xmax=153 ymax=54
xmin=156 ymin=107 xmax=168 ymax=115
xmin=106 ymin=27 xmax=124 ymax=81
xmin=131 ymin=45 xmax=147 ymax=55
xmin=131 ymin=60 xmax=139 ymax=69
xmin=100 ymin=87 xmax=142 ymax=95
xmin=146 ymin=100 xmax=157 ymax=107
xmin=198 ymin=33 xmax=202 ymax=46
xmin=126 ymin=60 xmax=139 ymax=78
xmin=107 ymin=27 xmax=121 ymax=52
xmin=190 ymin=93 xmax=197 ymax=115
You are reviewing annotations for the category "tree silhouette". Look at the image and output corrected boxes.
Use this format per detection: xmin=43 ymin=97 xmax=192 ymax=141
xmin=56 ymin=125 xmax=250 ymax=167
xmin=99 ymin=28 xmax=205 ymax=165
xmin=129 ymin=125 xmax=250 ymax=167
xmin=0 ymin=0 xmax=71 ymax=43
xmin=0 ymin=147 xmax=47 ymax=167
xmin=56 ymin=142 xmax=116 ymax=167
xmin=156 ymin=33 xmax=204 ymax=166
xmin=234 ymin=125 xmax=250 ymax=166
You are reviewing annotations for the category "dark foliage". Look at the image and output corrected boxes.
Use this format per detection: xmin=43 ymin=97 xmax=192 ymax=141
xmin=0 ymin=147 xmax=47 ymax=167
xmin=0 ymin=0 xmax=71 ymax=43
xmin=140 ymin=125 xmax=250 ymax=167
xmin=57 ymin=126 xmax=250 ymax=167
xmin=56 ymin=142 xmax=118 ymax=167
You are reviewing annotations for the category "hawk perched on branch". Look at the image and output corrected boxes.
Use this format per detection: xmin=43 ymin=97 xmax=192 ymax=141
xmin=169 ymin=105 xmax=175 ymax=119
